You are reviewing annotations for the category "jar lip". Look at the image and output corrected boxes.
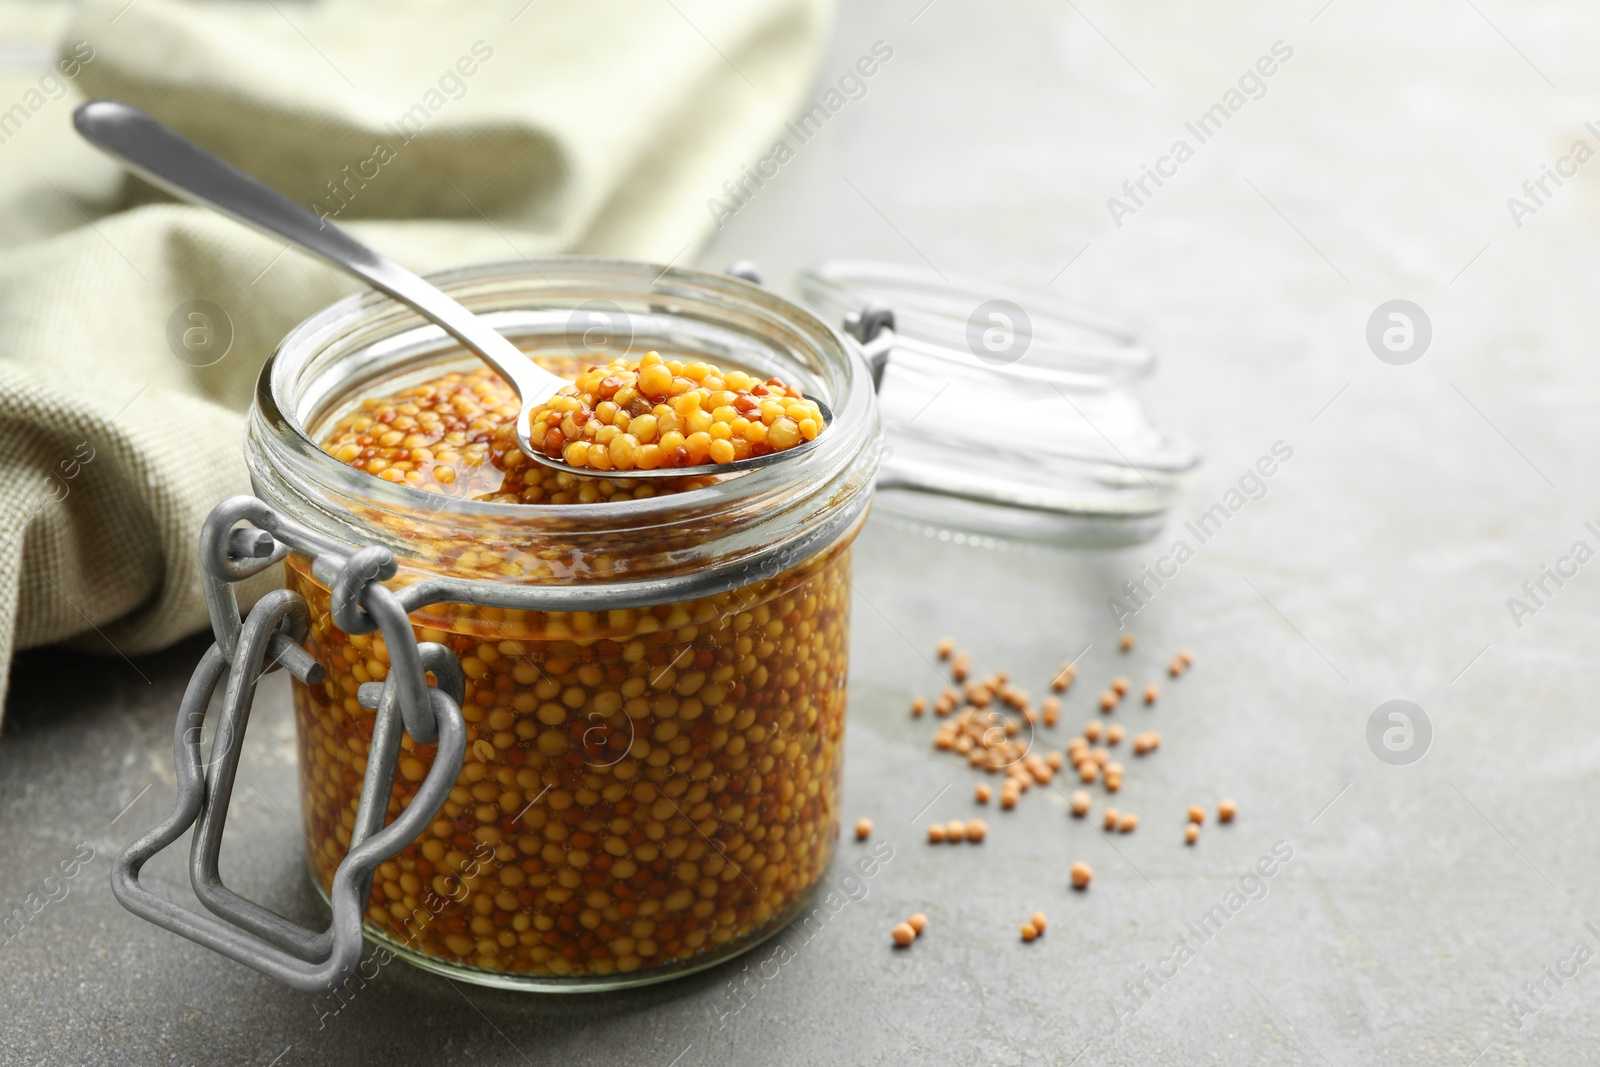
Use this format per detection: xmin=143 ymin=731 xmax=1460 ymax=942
xmin=253 ymin=255 xmax=879 ymax=530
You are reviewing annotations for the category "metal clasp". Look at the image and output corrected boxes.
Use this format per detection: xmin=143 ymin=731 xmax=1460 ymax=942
xmin=110 ymin=496 xmax=467 ymax=993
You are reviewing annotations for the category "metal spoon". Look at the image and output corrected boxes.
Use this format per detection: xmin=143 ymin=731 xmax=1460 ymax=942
xmin=72 ymin=99 xmax=829 ymax=480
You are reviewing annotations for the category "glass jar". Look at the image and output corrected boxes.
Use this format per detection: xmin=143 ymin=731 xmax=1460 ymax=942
xmin=246 ymin=257 xmax=882 ymax=990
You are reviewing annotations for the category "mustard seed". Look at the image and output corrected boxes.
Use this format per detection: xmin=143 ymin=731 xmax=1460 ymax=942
xmin=927 ymin=824 xmax=945 ymax=844
xmin=1031 ymin=911 xmax=1048 ymax=933
xmin=1070 ymin=862 xmax=1093 ymax=889
xmin=937 ymin=637 xmax=956 ymax=659
xmin=1185 ymin=824 xmax=1200 ymax=845
xmin=1084 ymin=721 xmax=1103 ymax=743
xmin=1118 ymin=812 xmax=1139 ymax=833
xmin=1098 ymin=691 xmax=1117 ymax=712
xmin=975 ymin=783 xmax=992 ymax=804
xmin=1111 ymin=676 xmax=1130 ymax=697
xmin=1177 ymin=648 xmax=1195 ymax=667
xmin=1070 ymin=790 xmax=1091 ymax=816
xmin=1120 ymin=633 xmax=1135 ymax=652
xmin=1077 ymin=762 xmax=1098 ymax=784
xmin=1103 ymin=807 xmax=1120 ymax=830
xmin=1187 ymin=805 xmax=1205 ymax=825
xmin=1106 ymin=724 xmax=1125 ymax=745
xmin=908 ymin=912 xmax=928 ymax=934
xmin=1045 ymin=751 xmax=1065 ymax=772
xmin=855 ymin=818 xmax=873 ymax=840
xmin=1167 ymin=659 xmax=1182 ymax=678
xmin=945 ymin=820 xmax=966 ymax=841
xmin=1104 ymin=772 xmax=1123 ymax=793
xmin=1020 ymin=922 xmax=1038 ymax=942
xmin=1218 ymin=798 xmax=1237 ymax=823
xmin=893 ymin=922 xmax=916 ymax=947
xmin=911 ymin=696 xmax=927 ymax=717
xmin=966 ymin=819 xmax=987 ymax=843
xmin=1144 ymin=683 xmax=1159 ymax=704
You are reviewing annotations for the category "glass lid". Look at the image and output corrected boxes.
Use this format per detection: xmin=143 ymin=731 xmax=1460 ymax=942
xmin=796 ymin=259 xmax=1200 ymax=549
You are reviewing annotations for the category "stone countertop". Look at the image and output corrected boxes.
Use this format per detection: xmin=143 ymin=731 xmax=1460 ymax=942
xmin=6 ymin=1 xmax=1599 ymax=1063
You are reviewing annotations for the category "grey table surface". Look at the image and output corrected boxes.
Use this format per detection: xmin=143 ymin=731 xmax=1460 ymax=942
xmin=7 ymin=1 xmax=1600 ymax=1064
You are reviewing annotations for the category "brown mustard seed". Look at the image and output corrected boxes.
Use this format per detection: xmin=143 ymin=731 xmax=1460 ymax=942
xmin=1111 ymin=676 xmax=1130 ymax=696
xmin=1144 ymin=683 xmax=1160 ymax=704
xmin=911 ymin=696 xmax=927 ymax=716
xmin=937 ymin=637 xmax=956 ymax=659
xmin=975 ymin=783 xmax=992 ymax=804
xmin=1070 ymin=790 xmax=1092 ymax=816
xmin=1120 ymin=633 xmax=1135 ymax=652
xmin=1070 ymin=862 xmax=1093 ymax=889
xmin=1185 ymin=824 xmax=1200 ymax=845
xmin=927 ymin=824 xmax=946 ymax=844
xmin=855 ymin=818 xmax=874 ymax=840
xmin=1218 ymin=798 xmax=1237 ymax=822
xmin=1031 ymin=911 xmax=1048 ymax=933
xmin=908 ymin=913 xmax=928 ymax=934
xmin=1020 ymin=922 xmax=1038 ymax=942
xmin=966 ymin=819 xmax=988 ymax=843
xmin=1106 ymin=724 xmax=1125 ymax=745
xmin=1187 ymin=805 xmax=1206 ymax=825
xmin=1118 ymin=812 xmax=1139 ymax=833
xmin=893 ymin=922 xmax=916 ymax=947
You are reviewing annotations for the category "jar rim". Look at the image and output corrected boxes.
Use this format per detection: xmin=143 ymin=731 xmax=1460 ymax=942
xmin=246 ymin=256 xmax=881 ymax=600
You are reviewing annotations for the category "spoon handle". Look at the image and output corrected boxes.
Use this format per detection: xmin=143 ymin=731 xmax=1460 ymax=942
xmin=72 ymin=99 xmax=559 ymax=405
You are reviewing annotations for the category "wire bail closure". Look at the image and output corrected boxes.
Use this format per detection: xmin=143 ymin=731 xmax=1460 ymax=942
xmin=109 ymin=495 xmax=468 ymax=993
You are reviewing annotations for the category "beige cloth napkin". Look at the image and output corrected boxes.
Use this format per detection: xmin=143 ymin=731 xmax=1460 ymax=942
xmin=0 ymin=0 xmax=833 ymax=709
